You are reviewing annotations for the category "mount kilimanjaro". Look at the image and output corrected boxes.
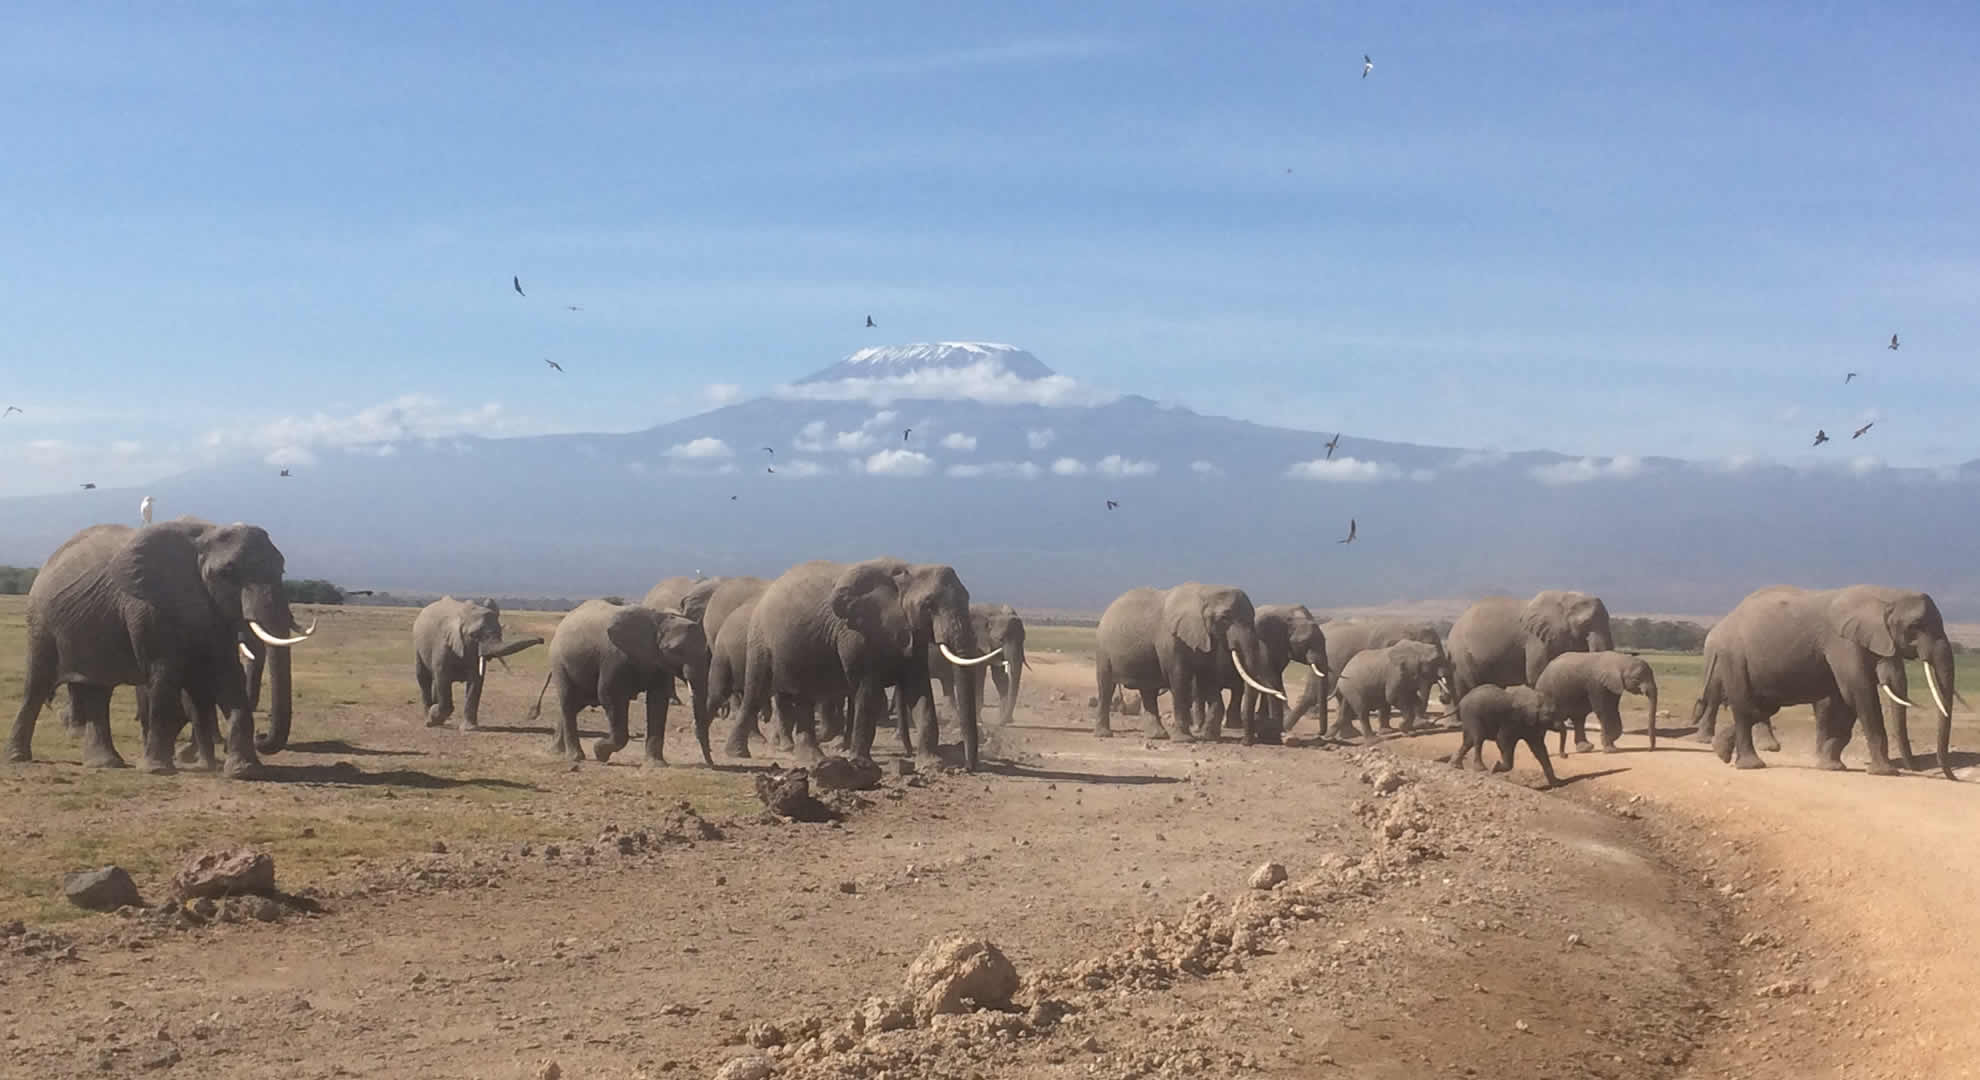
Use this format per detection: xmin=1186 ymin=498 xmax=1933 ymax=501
xmin=3 ymin=342 xmax=1977 ymax=616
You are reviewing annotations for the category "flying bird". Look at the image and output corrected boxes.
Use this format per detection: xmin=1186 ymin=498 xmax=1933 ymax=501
xmin=513 ymin=276 xmax=525 ymax=297
xmin=80 ymin=483 xmax=96 ymax=490
xmin=2 ymin=405 xmax=19 ymax=417
xmin=730 ymin=495 xmax=738 ymax=501
xmin=767 ymin=467 xmax=775 ymax=475
xmin=1844 ymin=372 xmax=1858 ymax=383
xmin=544 ymin=358 xmax=563 ymax=372
xmin=1889 ymin=333 xmax=1899 ymax=350
xmin=1106 ymin=500 xmax=1119 ymax=510
xmin=1338 ymin=518 xmax=1357 ymax=544
xmin=279 ymin=468 xmax=291 ymax=477
xmin=1853 ymin=421 xmax=1874 ymax=439
xmin=865 ymin=315 xmax=876 ymax=328
xmin=140 ymin=495 xmax=153 ymax=525
xmin=1324 ymin=433 xmax=1342 ymax=460
xmin=1812 ymin=429 xmax=1830 ymax=446
xmin=566 ymin=305 xmax=581 ymax=311
xmin=762 ymin=447 xmax=774 ymax=454
xmin=1362 ymin=54 xmax=1373 ymax=78
xmin=902 ymin=428 xmax=912 ymax=442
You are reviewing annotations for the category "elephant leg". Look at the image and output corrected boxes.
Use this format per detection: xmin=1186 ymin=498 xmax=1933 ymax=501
xmin=427 ymin=667 xmax=455 ymax=728
xmin=462 ymin=671 xmax=485 ymax=732
xmin=1525 ymin=732 xmax=1560 ymax=787
xmin=552 ymin=689 xmax=585 ymax=763
xmin=1755 ymin=718 xmax=1782 ymax=754
xmin=1283 ymin=675 xmax=1318 ymax=733
xmin=1450 ymin=730 xmax=1474 ymax=770
xmin=1597 ymin=702 xmax=1623 ymax=752
xmin=901 ymin=681 xmax=941 ymax=768
xmin=185 ymin=694 xmax=221 ymax=771
xmin=1728 ymin=707 xmax=1768 ymax=770
xmin=8 ymin=637 xmax=61 ymax=764
xmin=593 ymin=692 xmax=631 ymax=762
xmin=986 ymin=664 xmax=1009 ymax=720
xmin=65 ymin=684 xmax=126 ymax=769
xmin=1814 ymin=697 xmax=1852 ymax=771
xmin=138 ymin=669 xmax=183 ymax=774
xmin=1376 ymin=703 xmax=1395 ymax=734
xmin=1573 ymin=712 xmax=1595 ymax=754
xmin=781 ymin=693 xmax=822 ymax=765
xmin=1202 ymin=686 xmax=1225 ymax=741
xmin=642 ymin=677 xmax=671 ymax=766
xmin=1168 ymin=668 xmax=1197 ymax=743
xmin=415 ymin=659 xmax=436 ymax=724
xmin=1093 ymin=654 xmax=1116 ymax=738
xmin=1840 ymin=676 xmax=1899 ymax=776
xmin=1491 ymin=727 xmax=1519 ymax=773
xmin=1330 ymin=696 xmax=1361 ymax=741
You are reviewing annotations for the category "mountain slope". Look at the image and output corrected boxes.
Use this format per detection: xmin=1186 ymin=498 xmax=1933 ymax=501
xmin=4 ymin=344 xmax=1976 ymax=616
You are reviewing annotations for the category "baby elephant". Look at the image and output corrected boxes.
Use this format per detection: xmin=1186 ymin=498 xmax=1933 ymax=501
xmin=412 ymin=597 xmax=544 ymax=731
xmin=526 ymin=598 xmax=712 ymax=766
xmin=1536 ymin=652 xmax=1659 ymax=754
xmin=1450 ymin=685 xmax=1561 ymax=787
xmin=1333 ymin=640 xmax=1444 ymax=739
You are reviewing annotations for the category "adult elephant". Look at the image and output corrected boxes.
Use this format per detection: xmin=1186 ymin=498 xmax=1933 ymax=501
xmin=1246 ymin=604 xmax=1327 ymax=743
xmin=525 ymin=598 xmax=712 ymax=766
xmin=1448 ymin=591 xmax=1614 ymax=703
xmin=1286 ymin=618 xmax=1449 ymax=735
xmin=8 ymin=520 xmax=311 ymax=776
xmin=1687 ymin=620 xmax=1781 ymax=753
xmin=700 ymin=577 xmax=769 ymax=646
xmin=1536 ymin=651 xmax=1659 ymax=753
xmin=1693 ymin=585 xmax=1957 ymax=778
xmin=931 ymin=604 xmax=1027 ymax=728
xmin=1092 ymin=584 xmax=1285 ymax=744
xmin=708 ymin=596 xmax=764 ymax=757
xmin=412 ymin=597 xmax=544 ymax=732
xmin=743 ymin=559 xmax=1000 ymax=770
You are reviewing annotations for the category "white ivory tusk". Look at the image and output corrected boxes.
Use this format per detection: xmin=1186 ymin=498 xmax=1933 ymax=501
xmin=478 ymin=655 xmax=487 ymax=679
xmin=1310 ymin=662 xmax=1326 ymax=680
xmin=1922 ymin=663 xmax=1950 ymax=720
xmin=1232 ymin=649 xmax=1287 ymax=701
xmin=239 ymin=643 xmax=254 ymax=662
xmin=1879 ymin=682 xmax=1918 ymax=710
xmin=249 ymin=620 xmax=312 ymax=647
xmin=939 ymin=643 xmax=1004 ymax=668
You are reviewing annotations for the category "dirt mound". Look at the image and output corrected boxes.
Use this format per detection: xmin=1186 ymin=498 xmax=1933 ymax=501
xmin=173 ymin=849 xmax=277 ymax=900
xmin=754 ymin=768 xmax=843 ymax=823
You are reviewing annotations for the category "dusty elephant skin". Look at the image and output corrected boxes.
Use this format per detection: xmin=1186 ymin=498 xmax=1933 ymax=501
xmin=527 ymin=598 xmax=713 ymax=766
xmin=1092 ymin=583 xmax=1285 ymax=744
xmin=1448 ymin=590 xmax=1613 ymax=705
xmin=1334 ymin=640 xmax=1446 ymax=740
xmin=1537 ymin=651 xmax=1660 ymax=753
xmin=1450 ymin=685 xmax=1562 ymax=786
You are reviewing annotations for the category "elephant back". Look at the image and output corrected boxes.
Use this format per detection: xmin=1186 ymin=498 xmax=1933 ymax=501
xmin=1096 ymin=588 xmax=1165 ymax=676
xmin=26 ymin=525 xmax=136 ymax=615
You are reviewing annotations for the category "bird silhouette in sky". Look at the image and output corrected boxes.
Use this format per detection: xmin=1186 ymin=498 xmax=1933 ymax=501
xmin=544 ymin=358 xmax=563 ymax=372
xmin=903 ymin=428 xmax=912 ymax=441
xmin=80 ymin=482 xmax=96 ymax=490
xmin=566 ymin=305 xmax=581 ymax=311
xmin=1362 ymin=54 xmax=1373 ymax=78
xmin=1844 ymin=372 xmax=1858 ymax=383
xmin=1324 ymin=433 xmax=1342 ymax=460
xmin=1853 ymin=421 xmax=1874 ymax=439
xmin=1812 ymin=430 xmax=1830 ymax=446
xmin=513 ymin=276 xmax=525 ymax=297
xmin=1889 ymin=333 xmax=1899 ymax=350
xmin=1106 ymin=500 xmax=1119 ymax=510
xmin=279 ymin=468 xmax=291 ymax=477
xmin=2 ymin=406 xmax=19 ymax=417
xmin=1339 ymin=519 xmax=1357 ymax=544
xmin=730 ymin=495 xmax=738 ymax=501
xmin=866 ymin=315 xmax=876 ymax=328
xmin=767 ymin=467 xmax=775 ymax=474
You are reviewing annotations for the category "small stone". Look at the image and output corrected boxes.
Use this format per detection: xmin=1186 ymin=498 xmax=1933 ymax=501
xmin=1247 ymin=862 xmax=1288 ymax=891
xmin=533 ymin=1059 xmax=562 ymax=1080
xmin=1078 ymin=1035 xmax=1103 ymax=1054
xmin=141 ymin=1046 xmax=181 ymax=1070
xmin=171 ymin=849 xmax=275 ymax=900
xmin=1514 ymin=1019 xmax=1531 ymax=1033
xmin=429 ymin=840 xmax=448 ymax=854
xmin=745 ymin=1021 xmax=785 ymax=1049
xmin=1757 ymin=978 xmax=1811 ymax=999
xmin=713 ymin=1053 xmax=777 ymax=1080
xmin=1566 ymin=933 xmax=1583 ymax=948
xmin=64 ymin=867 xmax=142 ymax=912
xmin=838 ymin=881 xmax=858 ymax=895
xmin=902 ymin=936 xmax=1019 ymax=1021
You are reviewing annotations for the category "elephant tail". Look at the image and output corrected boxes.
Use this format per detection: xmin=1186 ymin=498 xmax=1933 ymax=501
xmin=524 ymin=668 xmax=554 ymax=724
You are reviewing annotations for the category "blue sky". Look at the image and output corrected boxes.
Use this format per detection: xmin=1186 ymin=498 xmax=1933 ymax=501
xmin=3 ymin=1 xmax=1978 ymax=495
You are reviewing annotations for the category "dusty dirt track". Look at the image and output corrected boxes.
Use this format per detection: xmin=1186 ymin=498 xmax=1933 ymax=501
xmin=3 ymin=611 xmax=1978 ymax=1079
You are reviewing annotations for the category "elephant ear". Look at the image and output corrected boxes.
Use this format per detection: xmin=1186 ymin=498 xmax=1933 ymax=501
xmin=652 ymin=612 xmax=707 ymax=672
xmin=606 ymin=608 xmax=666 ymax=669
xmin=1520 ymin=599 xmax=1565 ymax=648
xmin=1594 ymin=656 xmax=1629 ymax=695
xmin=114 ymin=526 xmax=219 ymax=630
xmin=446 ymin=613 xmax=468 ymax=659
xmin=830 ymin=561 xmax=901 ymax=622
xmin=1833 ymin=594 xmax=1898 ymax=656
xmin=1165 ymin=592 xmax=1214 ymax=654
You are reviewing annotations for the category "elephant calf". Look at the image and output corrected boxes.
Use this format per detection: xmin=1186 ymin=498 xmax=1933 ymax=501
xmin=526 ymin=598 xmax=712 ymax=766
xmin=1535 ymin=652 xmax=1659 ymax=754
xmin=1450 ymin=685 xmax=1562 ymax=787
xmin=1334 ymin=641 xmax=1444 ymax=740
xmin=413 ymin=597 xmax=543 ymax=732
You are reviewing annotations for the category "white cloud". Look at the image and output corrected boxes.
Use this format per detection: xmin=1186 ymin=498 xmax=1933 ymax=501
xmin=866 ymin=410 xmax=899 ymax=428
xmin=861 ymin=449 xmax=935 ymax=477
xmin=1096 ymin=454 xmax=1158 ymax=477
xmin=1452 ymin=449 xmax=1509 ymax=470
xmin=940 ymin=432 xmax=978 ymax=451
xmin=1026 ymin=428 xmax=1057 ymax=450
xmin=794 ymin=422 xmax=878 ymax=453
xmin=203 ymin=394 xmax=513 ymax=458
xmin=1848 ymin=456 xmax=1883 ymax=476
xmin=781 ymin=459 xmax=829 ymax=477
xmin=1189 ymin=460 xmax=1222 ymax=476
xmin=664 ymin=437 xmax=734 ymax=460
xmin=265 ymin=446 xmax=318 ymax=467
xmin=774 ymin=360 xmax=1115 ymax=408
xmin=702 ymin=383 xmax=745 ymax=406
xmin=1528 ymin=455 xmax=1644 ymax=486
xmin=948 ymin=460 xmax=1041 ymax=479
xmin=1050 ymin=457 xmax=1088 ymax=476
xmin=1286 ymin=456 xmax=1399 ymax=483
xmin=1410 ymin=468 xmax=1437 ymax=483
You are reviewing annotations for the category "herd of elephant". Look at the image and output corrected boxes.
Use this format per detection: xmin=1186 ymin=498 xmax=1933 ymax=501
xmin=4 ymin=517 xmax=1965 ymax=786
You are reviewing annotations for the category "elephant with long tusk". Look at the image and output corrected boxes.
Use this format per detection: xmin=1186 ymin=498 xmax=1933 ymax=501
xmin=1092 ymin=583 xmax=1285 ymax=744
xmin=1695 ymin=584 xmax=1958 ymax=779
xmin=931 ymin=605 xmax=1027 ymax=728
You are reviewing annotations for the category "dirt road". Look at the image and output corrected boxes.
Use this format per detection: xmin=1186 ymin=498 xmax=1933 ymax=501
xmin=3 ymin=623 xmax=1976 ymax=1079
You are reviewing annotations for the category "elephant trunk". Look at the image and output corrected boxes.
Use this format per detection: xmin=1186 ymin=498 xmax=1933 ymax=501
xmin=1925 ymin=637 xmax=1956 ymax=780
xmin=938 ymin=611 xmax=985 ymax=771
xmin=483 ymin=636 xmax=545 ymax=661
xmin=242 ymin=583 xmax=302 ymax=755
xmin=256 ymin=643 xmax=294 ymax=754
xmin=1644 ymin=682 xmax=1659 ymax=751
xmin=1585 ymin=622 xmax=1614 ymax=653
xmin=687 ymin=659 xmax=714 ymax=766
xmin=996 ymin=637 xmax=1024 ymax=727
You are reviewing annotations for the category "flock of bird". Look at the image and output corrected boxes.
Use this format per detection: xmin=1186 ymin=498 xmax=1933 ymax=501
xmin=1810 ymin=334 xmax=1897 ymax=447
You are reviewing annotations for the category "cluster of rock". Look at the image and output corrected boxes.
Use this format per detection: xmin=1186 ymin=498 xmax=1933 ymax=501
xmin=63 ymin=848 xmax=319 ymax=930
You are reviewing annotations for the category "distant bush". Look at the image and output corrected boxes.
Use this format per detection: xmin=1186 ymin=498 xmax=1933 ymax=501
xmin=1611 ymin=617 xmax=1708 ymax=653
xmin=0 ymin=566 xmax=35 ymax=595
xmin=284 ymin=579 xmax=347 ymax=605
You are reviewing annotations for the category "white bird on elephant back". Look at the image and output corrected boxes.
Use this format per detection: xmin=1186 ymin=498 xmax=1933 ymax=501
xmin=140 ymin=495 xmax=153 ymax=524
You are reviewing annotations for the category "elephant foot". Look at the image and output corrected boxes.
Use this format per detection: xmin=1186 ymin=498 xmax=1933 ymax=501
xmin=772 ymin=734 xmax=796 ymax=753
xmin=915 ymin=749 xmax=944 ymax=772
xmin=459 ymin=720 xmax=482 ymax=733
xmin=221 ymin=756 xmax=264 ymax=780
xmin=1601 ymin=743 xmax=1621 ymax=754
xmin=1814 ymin=757 xmax=1846 ymax=771
xmin=1091 ymin=724 xmax=1114 ymax=739
xmin=1733 ymin=753 xmax=1768 ymax=770
xmin=1573 ymin=739 xmax=1595 ymax=754
xmin=1489 ymin=761 xmax=1510 ymax=774
xmin=4 ymin=746 xmax=29 ymax=765
xmin=724 ymin=740 xmax=753 ymax=759
xmin=591 ymin=740 xmax=620 ymax=763
xmin=138 ymin=757 xmax=176 ymax=776
xmin=1864 ymin=759 xmax=1900 ymax=777
xmin=1755 ymin=728 xmax=1782 ymax=753
xmin=1712 ymin=730 xmax=1735 ymax=763
xmin=1142 ymin=725 xmax=1170 ymax=741
xmin=425 ymin=706 xmax=449 ymax=728
xmin=177 ymin=743 xmax=201 ymax=765
xmin=641 ymin=754 xmax=669 ymax=769
xmin=1689 ymin=729 xmax=1716 ymax=744
xmin=83 ymin=749 xmax=130 ymax=769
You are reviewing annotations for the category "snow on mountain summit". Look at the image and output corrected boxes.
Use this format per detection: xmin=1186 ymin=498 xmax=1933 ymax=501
xmin=797 ymin=342 xmax=1056 ymax=384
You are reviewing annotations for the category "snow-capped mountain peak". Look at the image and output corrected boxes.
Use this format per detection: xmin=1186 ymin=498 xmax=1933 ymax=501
xmin=797 ymin=342 xmax=1056 ymax=384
